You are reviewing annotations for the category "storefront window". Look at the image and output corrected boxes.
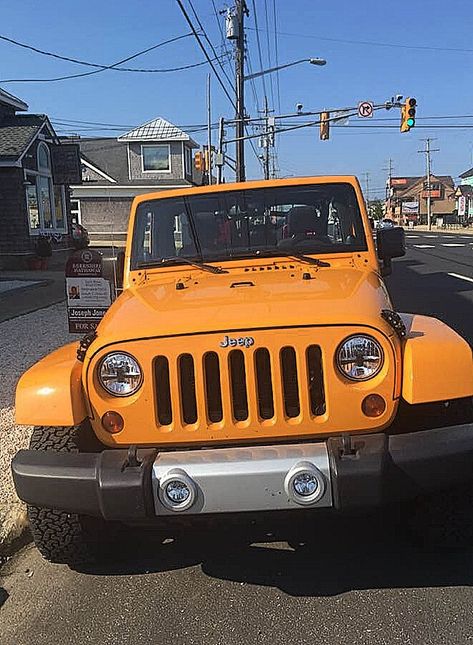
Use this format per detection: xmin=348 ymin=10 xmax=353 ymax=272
xmin=54 ymin=185 xmax=65 ymax=229
xmin=27 ymin=143 xmax=67 ymax=234
xmin=26 ymin=179 xmax=40 ymax=230
xmin=38 ymin=175 xmax=53 ymax=228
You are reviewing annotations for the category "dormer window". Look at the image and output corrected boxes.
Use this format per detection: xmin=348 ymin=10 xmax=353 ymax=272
xmin=141 ymin=144 xmax=170 ymax=172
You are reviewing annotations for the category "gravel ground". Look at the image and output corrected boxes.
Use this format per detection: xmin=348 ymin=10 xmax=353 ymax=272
xmin=0 ymin=302 xmax=74 ymax=552
xmin=0 ymin=281 xmax=40 ymax=294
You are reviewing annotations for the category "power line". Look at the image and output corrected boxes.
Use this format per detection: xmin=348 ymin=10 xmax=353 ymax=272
xmin=175 ymin=0 xmax=236 ymax=110
xmin=186 ymin=0 xmax=234 ymax=89
xmin=263 ymin=0 xmax=275 ymax=111
xmin=0 ymin=33 xmax=194 ymax=83
xmin=246 ymin=26 xmax=473 ymax=54
xmin=272 ymin=0 xmax=281 ymax=113
xmin=250 ymin=0 xmax=268 ymax=102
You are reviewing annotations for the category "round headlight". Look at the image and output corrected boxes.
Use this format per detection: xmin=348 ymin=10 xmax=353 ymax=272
xmin=98 ymin=352 xmax=143 ymax=396
xmin=336 ymin=335 xmax=384 ymax=381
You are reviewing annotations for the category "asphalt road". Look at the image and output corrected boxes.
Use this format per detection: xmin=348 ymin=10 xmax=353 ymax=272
xmin=1 ymin=231 xmax=473 ymax=645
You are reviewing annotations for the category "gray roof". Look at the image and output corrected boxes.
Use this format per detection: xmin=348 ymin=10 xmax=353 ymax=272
xmin=0 ymin=87 xmax=28 ymax=111
xmin=459 ymin=167 xmax=473 ymax=179
xmin=0 ymin=114 xmax=47 ymax=159
xmin=118 ymin=117 xmax=198 ymax=147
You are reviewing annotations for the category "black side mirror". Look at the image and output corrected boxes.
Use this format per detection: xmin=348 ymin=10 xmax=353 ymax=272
xmin=376 ymin=227 xmax=406 ymax=276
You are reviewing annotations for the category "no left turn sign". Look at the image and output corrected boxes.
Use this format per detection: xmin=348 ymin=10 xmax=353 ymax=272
xmin=357 ymin=101 xmax=374 ymax=118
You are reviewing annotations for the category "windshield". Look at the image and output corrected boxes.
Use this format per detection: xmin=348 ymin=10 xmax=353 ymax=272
xmin=131 ymin=183 xmax=367 ymax=269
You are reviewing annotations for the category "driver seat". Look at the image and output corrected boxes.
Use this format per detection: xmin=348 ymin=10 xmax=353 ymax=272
xmin=278 ymin=206 xmax=331 ymax=248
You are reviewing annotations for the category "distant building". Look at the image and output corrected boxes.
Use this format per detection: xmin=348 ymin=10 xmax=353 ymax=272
xmin=0 ymin=88 xmax=80 ymax=269
xmin=456 ymin=166 xmax=473 ymax=224
xmin=385 ymin=175 xmax=455 ymax=225
xmin=68 ymin=117 xmax=200 ymax=246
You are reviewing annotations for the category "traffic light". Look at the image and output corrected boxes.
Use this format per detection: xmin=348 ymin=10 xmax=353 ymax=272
xmin=194 ymin=151 xmax=204 ymax=171
xmin=400 ymin=97 xmax=417 ymax=132
xmin=320 ymin=111 xmax=330 ymax=140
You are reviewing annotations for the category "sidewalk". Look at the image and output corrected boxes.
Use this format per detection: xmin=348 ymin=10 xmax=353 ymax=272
xmin=403 ymin=225 xmax=473 ymax=235
xmin=0 ymin=270 xmax=66 ymax=323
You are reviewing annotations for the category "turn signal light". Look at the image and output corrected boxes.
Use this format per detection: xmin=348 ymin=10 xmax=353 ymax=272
xmin=361 ymin=394 xmax=386 ymax=418
xmin=101 ymin=411 xmax=124 ymax=433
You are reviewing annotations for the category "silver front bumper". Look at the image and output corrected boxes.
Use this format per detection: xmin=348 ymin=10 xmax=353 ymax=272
xmin=152 ymin=442 xmax=332 ymax=515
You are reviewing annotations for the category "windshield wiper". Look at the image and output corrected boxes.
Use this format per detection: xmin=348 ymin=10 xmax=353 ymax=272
xmin=137 ymin=257 xmax=228 ymax=274
xmin=254 ymin=249 xmax=330 ymax=267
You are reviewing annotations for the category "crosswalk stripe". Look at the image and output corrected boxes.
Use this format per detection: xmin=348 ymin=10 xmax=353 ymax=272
xmin=441 ymin=243 xmax=466 ymax=247
xmin=448 ymin=273 xmax=473 ymax=284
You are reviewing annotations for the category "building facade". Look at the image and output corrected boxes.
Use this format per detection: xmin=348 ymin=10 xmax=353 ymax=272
xmin=385 ymin=175 xmax=455 ymax=225
xmin=0 ymin=89 xmax=80 ymax=269
xmin=69 ymin=118 xmax=200 ymax=246
xmin=456 ymin=166 xmax=473 ymax=224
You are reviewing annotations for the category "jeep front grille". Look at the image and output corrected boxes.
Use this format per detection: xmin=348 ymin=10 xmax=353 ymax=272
xmin=153 ymin=344 xmax=326 ymax=431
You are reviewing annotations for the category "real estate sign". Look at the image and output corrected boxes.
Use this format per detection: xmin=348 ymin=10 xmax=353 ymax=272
xmin=65 ymin=249 xmax=111 ymax=333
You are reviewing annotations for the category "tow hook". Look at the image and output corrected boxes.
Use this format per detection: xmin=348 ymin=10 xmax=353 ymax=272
xmin=124 ymin=445 xmax=141 ymax=469
xmin=340 ymin=434 xmax=357 ymax=458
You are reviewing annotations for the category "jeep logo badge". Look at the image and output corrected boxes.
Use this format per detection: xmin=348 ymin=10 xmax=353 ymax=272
xmin=220 ymin=335 xmax=255 ymax=348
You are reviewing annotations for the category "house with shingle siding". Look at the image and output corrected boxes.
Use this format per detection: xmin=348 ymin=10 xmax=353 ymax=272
xmin=67 ymin=117 xmax=200 ymax=246
xmin=0 ymin=88 xmax=79 ymax=269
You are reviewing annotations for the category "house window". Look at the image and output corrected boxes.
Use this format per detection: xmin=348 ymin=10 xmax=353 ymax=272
xmin=25 ymin=143 xmax=68 ymax=234
xmin=141 ymin=145 xmax=170 ymax=172
xmin=184 ymin=146 xmax=193 ymax=177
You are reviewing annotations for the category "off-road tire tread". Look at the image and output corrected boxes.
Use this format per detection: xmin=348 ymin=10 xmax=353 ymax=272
xmin=27 ymin=424 xmax=102 ymax=565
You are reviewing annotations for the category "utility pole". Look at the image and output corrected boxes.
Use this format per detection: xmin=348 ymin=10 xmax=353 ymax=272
xmin=383 ymin=158 xmax=394 ymax=217
xmin=418 ymin=138 xmax=439 ymax=231
xmin=207 ymin=73 xmax=212 ymax=185
xmin=232 ymin=1 xmax=248 ymax=182
xmin=216 ymin=117 xmax=224 ymax=184
xmin=260 ymin=96 xmax=275 ymax=180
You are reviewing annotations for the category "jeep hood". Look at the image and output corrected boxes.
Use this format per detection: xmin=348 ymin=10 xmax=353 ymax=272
xmin=95 ymin=266 xmax=393 ymax=345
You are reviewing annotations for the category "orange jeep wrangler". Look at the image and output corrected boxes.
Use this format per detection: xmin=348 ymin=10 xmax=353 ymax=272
xmin=12 ymin=176 xmax=473 ymax=564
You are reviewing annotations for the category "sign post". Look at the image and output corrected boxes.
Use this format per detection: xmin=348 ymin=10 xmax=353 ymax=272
xmin=65 ymin=249 xmax=111 ymax=333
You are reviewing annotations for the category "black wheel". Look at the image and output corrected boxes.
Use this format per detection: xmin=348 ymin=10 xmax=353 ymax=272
xmin=27 ymin=423 xmax=115 ymax=565
xmin=408 ymin=483 xmax=473 ymax=551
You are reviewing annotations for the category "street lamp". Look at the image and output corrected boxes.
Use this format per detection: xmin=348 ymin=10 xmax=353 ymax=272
xmin=245 ymin=57 xmax=326 ymax=81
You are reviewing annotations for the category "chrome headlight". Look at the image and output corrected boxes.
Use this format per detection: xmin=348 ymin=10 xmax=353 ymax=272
xmin=336 ymin=335 xmax=384 ymax=381
xmin=98 ymin=352 xmax=143 ymax=396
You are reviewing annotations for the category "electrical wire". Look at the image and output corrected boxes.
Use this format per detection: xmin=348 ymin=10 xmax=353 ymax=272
xmin=0 ymin=33 xmax=195 ymax=83
xmin=246 ymin=26 xmax=473 ymax=54
xmin=175 ymin=0 xmax=236 ymax=110
xmin=210 ymin=0 xmax=233 ymax=72
xmin=272 ymin=0 xmax=281 ymax=113
xmin=250 ymin=0 xmax=268 ymax=103
xmin=186 ymin=0 xmax=234 ymax=89
xmin=263 ymin=0 xmax=275 ymax=112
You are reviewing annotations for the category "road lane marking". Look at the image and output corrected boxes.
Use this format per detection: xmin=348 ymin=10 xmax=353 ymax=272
xmin=406 ymin=235 xmax=420 ymax=238
xmin=441 ymin=243 xmax=465 ymax=247
xmin=424 ymin=235 xmax=438 ymax=238
xmin=413 ymin=244 xmax=435 ymax=248
xmin=448 ymin=272 xmax=473 ymax=284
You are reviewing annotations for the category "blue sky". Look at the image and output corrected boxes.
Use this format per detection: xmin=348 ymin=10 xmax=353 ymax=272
xmin=2 ymin=0 xmax=473 ymax=198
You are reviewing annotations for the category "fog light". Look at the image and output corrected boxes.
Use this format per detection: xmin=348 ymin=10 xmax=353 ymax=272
xmin=165 ymin=480 xmax=191 ymax=504
xmin=284 ymin=462 xmax=326 ymax=506
xmin=293 ymin=473 xmax=319 ymax=497
xmin=362 ymin=394 xmax=386 ymax=417
xmin=101 ymin=410 xmax=124 ymax=433
xmin=158 ymin=469 xmax=196 ymax=511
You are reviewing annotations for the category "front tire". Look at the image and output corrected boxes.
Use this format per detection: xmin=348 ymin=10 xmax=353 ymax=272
xmin=27 ymin=424 xmax=112 ymax=565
